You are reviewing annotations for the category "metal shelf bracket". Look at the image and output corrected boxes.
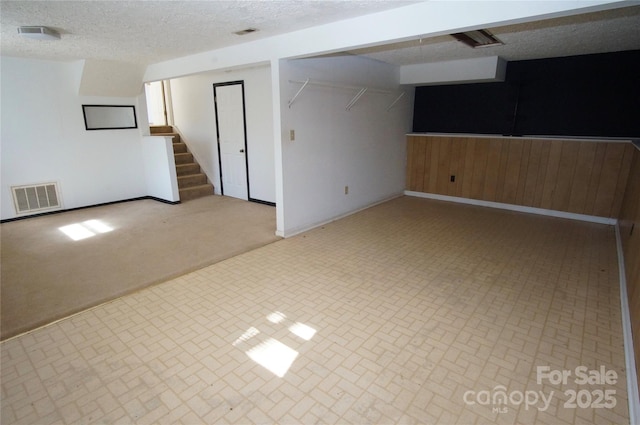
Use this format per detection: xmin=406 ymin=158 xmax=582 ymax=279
xmin=288 ymin=78 xmax=310 ymax=108
xmin=386 ymin=92 xmax=406 ymax=111
xmin=288 ymin=79 xmax=405 ymax=112
xmin=346 ymin=88 xmax=368 ymax=111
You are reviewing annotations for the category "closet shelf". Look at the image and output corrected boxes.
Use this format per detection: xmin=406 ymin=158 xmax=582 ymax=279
xmin=288 ymin=78 xmax=405 ymax=111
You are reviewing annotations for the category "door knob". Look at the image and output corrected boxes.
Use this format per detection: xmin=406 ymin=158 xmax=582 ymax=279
xmin=239 ymin=149 xmax=245 ymax=153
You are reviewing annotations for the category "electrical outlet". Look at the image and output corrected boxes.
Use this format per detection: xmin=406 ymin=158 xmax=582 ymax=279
xmin=344 ymin=185 xmax=349 ymax=195
xmin=290 ymin=129 xmax=295 ymax=141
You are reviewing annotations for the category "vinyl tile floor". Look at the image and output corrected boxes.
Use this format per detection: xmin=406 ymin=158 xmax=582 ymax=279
xmin=0 ymin=196 xmax=629 ymax=424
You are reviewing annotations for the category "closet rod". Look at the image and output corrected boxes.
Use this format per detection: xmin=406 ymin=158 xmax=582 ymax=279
xmin=288 ymin=78 xmax=403 ymax=110
xmin=288 ymin=79 xmax=394 ymax=94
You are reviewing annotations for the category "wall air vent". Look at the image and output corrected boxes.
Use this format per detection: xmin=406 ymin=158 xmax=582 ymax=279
xmin=12 ymin=183 xmax=61 ymax=214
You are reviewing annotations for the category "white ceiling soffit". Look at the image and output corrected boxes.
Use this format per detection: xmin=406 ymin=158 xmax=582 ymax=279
xmin=0 ymin=0 xmax=418 ymax=65
xmin=79 ymin=60 xmax=147 ymax=97
xmin=349 ymin=5 xmax=640 ymax=65
xmin=400 ymin=56 xmax=507 ymax=86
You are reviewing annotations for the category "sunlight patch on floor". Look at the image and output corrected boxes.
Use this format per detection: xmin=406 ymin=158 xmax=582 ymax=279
xmin=235 ymin=311 xmax=317 ymax=378
xmin=245 ymin=338 xmax=298 ymax=378
xmin=266 ymin=311 xmax=286 ymax=324
xmin=289 ymin=322 xmax=316 ymax=341
xmin=59 ymin=219 xmax=113 ymax=241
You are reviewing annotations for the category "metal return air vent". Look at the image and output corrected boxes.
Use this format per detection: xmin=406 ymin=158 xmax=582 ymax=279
xmin=12 ymin=183 xmax=61 ymax=214
xmin=17 ymin=26 xmax=61 ymax=40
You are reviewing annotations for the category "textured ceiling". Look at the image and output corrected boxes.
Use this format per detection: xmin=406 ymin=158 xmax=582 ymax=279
xmin=1 ymin=1 xmax=639 ymax=69
xmin=0 ymin=0 xmax=416 ymax=65
xmin=348 ymin=5 xmax=640 ymax=65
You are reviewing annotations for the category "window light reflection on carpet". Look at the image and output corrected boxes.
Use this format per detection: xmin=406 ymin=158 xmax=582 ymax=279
xmin=59 ymin=219 xmax=113 ymax=241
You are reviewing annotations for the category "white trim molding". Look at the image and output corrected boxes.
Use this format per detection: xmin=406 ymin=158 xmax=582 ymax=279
xmin=404 ymin=191 xmax=617 ymax=225
xmin=278 ymin=192 xmax=403 ymax=238
xmin=615 ymin=224 xmax=640 ymax=425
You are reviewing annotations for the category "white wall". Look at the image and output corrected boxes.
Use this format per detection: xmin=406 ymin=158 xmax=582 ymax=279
xmin=0 ymin=57 xmax=147 ymax=220
xmin=169 ymin=65 xmax=275 ymax=203
xmin=141 ymin=136 xmax=179 ymax=203
xmin=277 ymin=55 xmax=413 ymax=236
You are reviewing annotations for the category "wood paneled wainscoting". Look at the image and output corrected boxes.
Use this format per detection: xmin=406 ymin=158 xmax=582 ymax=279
xmin=619 ymin=145 xmax=640 ymax=398
xmin=406 ymin=135 xmax=635 ymax=218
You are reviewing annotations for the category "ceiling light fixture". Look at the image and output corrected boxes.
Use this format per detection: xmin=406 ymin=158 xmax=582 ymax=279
xmin=451 ymin=29 xmax=503 ymax=48
xmin=18 ymin=26 xmax=61 ymax=40
xmin=234 ymin=28 xmax=258 ymax=36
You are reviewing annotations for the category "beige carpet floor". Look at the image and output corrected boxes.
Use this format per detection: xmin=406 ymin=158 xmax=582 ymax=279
xmin=0 ymin=196 xmax=279 ymax=340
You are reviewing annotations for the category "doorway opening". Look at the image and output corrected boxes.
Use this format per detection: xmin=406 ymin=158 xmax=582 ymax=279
xmin=145 ymin=80 xmax=168 ymax=126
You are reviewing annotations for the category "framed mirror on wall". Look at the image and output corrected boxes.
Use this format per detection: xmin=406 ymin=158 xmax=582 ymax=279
xmin=82 ymin=105 xmax=137 ymax=130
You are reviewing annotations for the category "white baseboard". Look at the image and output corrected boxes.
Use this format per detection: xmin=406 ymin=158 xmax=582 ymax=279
xmin=615 ymin=224 xmax=640 ymax=425
xmin=404 ymin=191 xmax=617 ymax=225
xmin=279 ymin=192 xmax=404 ymax=238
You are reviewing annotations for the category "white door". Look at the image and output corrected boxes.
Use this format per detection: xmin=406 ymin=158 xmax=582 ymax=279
xmin=215 ymin=83 xmax=248 ymax=200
